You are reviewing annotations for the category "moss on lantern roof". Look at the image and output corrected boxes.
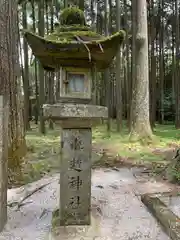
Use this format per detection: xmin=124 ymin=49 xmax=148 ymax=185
xmin=59 ymin=7 xmax=86 ymax=26
xmin=45 ymin=7 xmax=103 ymax=43
xmin=23 ymin=7 xmax=126 ymax=71
xmin=45 ymin=28 xmax=103 ymax=43
xmin=44 ymin=29 xmax=124 ymax=44
xmin=56 ymin=25 xmax=90 ymax=32
xmin=45 ymin=7 xmax=105 ymax=43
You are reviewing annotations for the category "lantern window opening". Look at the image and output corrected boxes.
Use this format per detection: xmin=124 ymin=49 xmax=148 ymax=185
xmin=60 ymin=67 xmax=92 ymax=100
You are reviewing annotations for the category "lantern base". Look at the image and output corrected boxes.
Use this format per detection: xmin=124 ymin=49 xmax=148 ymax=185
xmin=49 ymin=209 xmax=100 ymax=239
xmin=43 ymin=103 xmax=108 ymax=128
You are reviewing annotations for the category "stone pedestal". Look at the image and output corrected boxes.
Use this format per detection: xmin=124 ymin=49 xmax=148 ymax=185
xmin=0 ymin=96 xmax=8 ymax=232
xmin=60 ymin=128 xmax=91 ymax=225
xmin=43 ymin=103 xmax=107 ymax=226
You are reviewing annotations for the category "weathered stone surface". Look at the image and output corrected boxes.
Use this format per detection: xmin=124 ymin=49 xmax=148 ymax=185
xmin=0 ymin=96 xmax=8 ymax=232
xmin=141 ymin=194 xmax=180 ymax=240
xmin=60 ymin=128 xmax=92 ymax=225
xmin=160 ymin=195 xmax=180 ymax=219
xmin=53 ymin=119 xmax=101 ymax=128
xmin=43 ymin=103 xmax=108 ymax=120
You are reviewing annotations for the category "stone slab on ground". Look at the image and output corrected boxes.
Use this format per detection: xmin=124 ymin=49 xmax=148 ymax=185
xmin=133 ymin=180 xmax=176 ymax=196
xmin=131 ymin=167 xmax=179 ymax=196
xmin=142 ymin=194 xmax=180 ymax=240
xmin=160 ymin=195 xmax=180 ymax=219
xmin=0 ymin=168 xmax=170 ymax=240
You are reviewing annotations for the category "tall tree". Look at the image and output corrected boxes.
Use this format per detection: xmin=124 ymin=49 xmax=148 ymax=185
xmin=130 ymin=0 xmax=136 ymax=131
xmin=158 ymin=0 xmax=165 ymax=124
xmin=7 ymin=0 xmax=27 ymax=183
xmin=22 ymin=2 xmax=31 ymax=130
xmin=0 ymin=0 xmax=8 ymax=230
xmin=79 ymin=0 xmax=84 ymax=10
xmin=175 ymin=0 xmax=180 ymax=128
xmin=149 ymin=0 xmax=157 ymax=128
xmin=130 ymin=0 xmax=153 ymax=141
xmin=38 ymin=0 xmax=46 ymax=134
xmin=104 ymin=0 xmax=111 ymax=132
xmin=65 ymin=0 xmax=84 ymax=10
xmin=124 ymin=0 xmax=131 ymax=129
xmin=0 ymin=0 xmax=27 ymax=185
xmin=64 ymin=0 xmax=68 ymax=8
xmin=31 ymin=0 xmax=39 ymax=125
xmin=115 ymin=0 xmax=123 ymax=132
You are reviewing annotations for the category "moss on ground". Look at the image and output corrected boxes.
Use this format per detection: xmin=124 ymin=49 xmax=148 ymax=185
xmin=52 ymin=209 xmax=60 ymax=229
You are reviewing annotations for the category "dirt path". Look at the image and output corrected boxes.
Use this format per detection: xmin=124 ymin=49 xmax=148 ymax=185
xmin=1 ymin=168 xmax=178 ymax=240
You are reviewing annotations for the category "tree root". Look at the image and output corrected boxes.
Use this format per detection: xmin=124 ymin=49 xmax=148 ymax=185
xmin=8 ymin=182 xmax=52 ymax=210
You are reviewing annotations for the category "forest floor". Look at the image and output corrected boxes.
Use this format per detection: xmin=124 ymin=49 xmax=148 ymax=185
xmin=1 ymin=122 xmax=180 ymax=239
xmin=22 ymin=122 xmax=180 ymax=185
xmin=1 ymin=168 xmax=175 ymax=240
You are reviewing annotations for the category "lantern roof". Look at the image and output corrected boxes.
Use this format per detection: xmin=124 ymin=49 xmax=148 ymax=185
xmin=24 ymin=7 xmax=125 ymax=71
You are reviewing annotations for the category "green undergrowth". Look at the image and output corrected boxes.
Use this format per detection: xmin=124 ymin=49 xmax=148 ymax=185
xmin=22 ymin=124 xmax=60 ymax=184
xmin=92 ymin=122 xmax=180 ymax=167
xmin=22 ymin=122 xmax=180 ymax=184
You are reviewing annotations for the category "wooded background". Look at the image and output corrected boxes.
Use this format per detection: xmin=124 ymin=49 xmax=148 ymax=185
xmin=18 ymin=0 xmax=180 ymax=129
xmin=0 ymin=0 xmax=180 ymax=180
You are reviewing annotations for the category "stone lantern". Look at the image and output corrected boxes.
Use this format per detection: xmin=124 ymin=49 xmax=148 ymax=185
xmin=24 ymin=6 xmax=124 ymax=229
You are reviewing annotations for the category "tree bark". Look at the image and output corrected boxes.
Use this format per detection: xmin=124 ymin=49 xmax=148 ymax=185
xmin=0 ymin=0 xmax=27 ymax=185
xmin=115 ymin=0 xmax=123 ymax=132
xmin=0 ymin=96 xmax=8 ymax=232
xmin=130 ymin=0 xmax=153 ymax=142
xmin=0 ymin=1 xmax=8 ymax=230
xmin=124 ymin=0 xmax=130 ymax=129
xmin=79 ymin=0 xmax=84 ymax=11
xmin=175 ymin=0 xmax=180 ymax=128
xmin=38 ymin=0 xmax=46 ymax=134
xmin=22 ymin=2 xmax=30 ymax=131
xmin=130 ymin=0 xmax=136 ymax=132
xmin=47 ymin=72 xmax=54 ymax=129
xmin=149 ymin=0 xmax=157 ymax=128
xmin=31 ymin=0 xmax=39 ymax=125
xmin=158 ymin=0 xmax=165 ymax=124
